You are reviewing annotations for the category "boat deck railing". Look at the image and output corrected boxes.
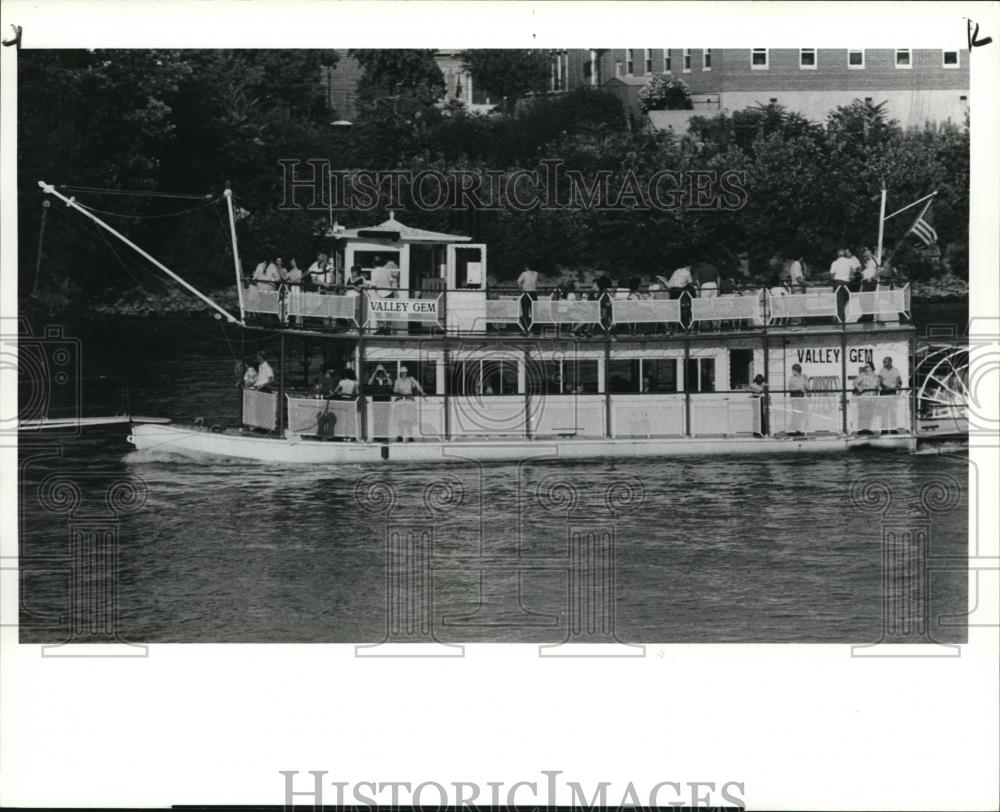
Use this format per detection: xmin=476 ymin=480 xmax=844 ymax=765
xmin=241 ymin=283 xmax=912 ymax=337
xmin=243 ymin=386 xmax=913 ymax=442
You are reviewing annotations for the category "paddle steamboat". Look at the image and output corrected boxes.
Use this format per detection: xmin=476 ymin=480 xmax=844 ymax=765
xmin=35 ymin=181 xmax=956 ymax=464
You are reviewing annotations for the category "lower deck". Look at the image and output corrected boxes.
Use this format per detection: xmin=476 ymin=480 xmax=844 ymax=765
xmin=129 ymin=421 xmax=917 ymax=464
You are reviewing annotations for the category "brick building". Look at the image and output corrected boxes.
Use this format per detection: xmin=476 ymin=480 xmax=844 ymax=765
xmin=570 ymin=48 xmax=969 ymax=128
xmin=322 ymin=48 xmax=969 ymax=129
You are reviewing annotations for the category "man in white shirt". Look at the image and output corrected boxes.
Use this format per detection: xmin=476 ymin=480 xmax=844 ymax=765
xmin=253 ymin=259 xmax=281 ymax=291
xmin=666 ymin=265 xmax=693 ymax=293
xmin=829 ymin=249 xmax=854 ymax=320
xmin=307 ymin=253 xmax=333 ymax=289
xmin=370 ymin=259 xmax=399 ymax=334
xmin=517 ymin=266 xmax=539 ymax=292
xmin=517 ymin=266 xmax=540 ymax=332
xmin=370 ymin=259 xmax=396 ymax=296
xmin=253 ymin=351 xmax=274 ymax=390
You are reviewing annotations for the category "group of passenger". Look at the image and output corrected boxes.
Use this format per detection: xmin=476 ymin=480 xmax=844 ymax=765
xmin=251 ymin=252 xmax=398 ymax=296
xmin=240 ymin=351 xmax=274 ymax=391
xmin=313 ymin=366 xmax=359 ymax=399
xmin=737 ymin=356 xmax=903 ymax=437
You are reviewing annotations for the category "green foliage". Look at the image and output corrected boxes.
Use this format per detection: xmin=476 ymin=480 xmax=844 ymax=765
xmin=350 ymin=49 xmax=445 ymax=109
xmin=637 ymin=75 xmax=693 ymax=112
xmin=460 ymin=50 xmax=551 ymax=114
xmin=19 ymin=49 xmax=969 ymax=304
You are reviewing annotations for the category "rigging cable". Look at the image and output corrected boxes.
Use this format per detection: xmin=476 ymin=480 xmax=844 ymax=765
xmin=58 ymin=185 xmax=214 ymax=201
xmin=73 ymin=195 xmax=224 ymax=221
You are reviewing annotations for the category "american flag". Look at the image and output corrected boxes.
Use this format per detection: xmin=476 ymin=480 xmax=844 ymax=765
xmin=910 ymin=201 xmax=938 ymax=246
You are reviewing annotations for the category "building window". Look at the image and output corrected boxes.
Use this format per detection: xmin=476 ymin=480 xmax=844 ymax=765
xmin=585 ymin=49 xmax=600 ymax=87
xmin=683 ymin=49 xmax=692 ymax=72
xmin=644 ymin=49 xmax=653 ymax=74
xmin=799 ymin=48 xmax=816 ymax=69
xmin=626 ymin=49 xmax=635 ymax=76
xmin=960 ymin=95 xmax=967 ymax=101
xmin=848 ymin=49 xmax=865 ymax=69
xmin=550 ymin=51 xmax=568 ymax=91
xmin=769 ymin=97 xmax=778 ymax=104
xmin=663 ymin=48 xmax=671 ymax=73
xmin=864 ymin=97 xmax=873 ymax=103
xmin=895 ymin=48 xmax=912 ymax=68
xmin=703 ymin=48 xmax=712 ymax=70
xmin=751 ymin=48 xmax=768 ymax=69
xmin=615 ymin=60 xmax=624 ymax=77
xmin=943 ymin=50 xmax=959 ymax=68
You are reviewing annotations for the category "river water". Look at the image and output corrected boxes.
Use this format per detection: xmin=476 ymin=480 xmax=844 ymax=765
xmin=18 ymin=305 xmax=969 ymax=644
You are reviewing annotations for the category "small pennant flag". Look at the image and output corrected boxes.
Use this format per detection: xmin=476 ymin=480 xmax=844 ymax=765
xmin=910 ymin=202 xmax=937 ymax=246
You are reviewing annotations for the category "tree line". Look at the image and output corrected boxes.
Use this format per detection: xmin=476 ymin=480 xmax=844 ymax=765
xmin=18 ymin=48 xmax=968 ymax=310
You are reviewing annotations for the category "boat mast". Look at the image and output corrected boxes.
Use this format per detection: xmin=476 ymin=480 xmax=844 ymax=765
xmin=224 ymin=184 xmax=246 ymax=322
xmin=38 ymin=181 xmax=243 ymax=325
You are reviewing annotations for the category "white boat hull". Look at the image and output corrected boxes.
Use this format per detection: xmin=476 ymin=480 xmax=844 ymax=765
xmin=128 ymin=422 xmax=916 ymax=464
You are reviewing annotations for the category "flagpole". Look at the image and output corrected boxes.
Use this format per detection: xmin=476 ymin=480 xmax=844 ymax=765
xmin=876 ymin=181 xmax=887 ymax=266
xmin=224 ymin=184 xmax=246 ymax=322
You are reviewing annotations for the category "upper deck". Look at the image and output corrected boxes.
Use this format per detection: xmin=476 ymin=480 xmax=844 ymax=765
xmin=242 ymin=212 xmax=912 ymax=343
xmin=241 ymin=281 xmax=914 ymax=343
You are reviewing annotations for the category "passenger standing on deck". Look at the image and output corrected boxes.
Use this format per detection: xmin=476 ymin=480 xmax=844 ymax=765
xmin=749 ymin=374 xmax=769 ymax=436
xmin=829 ymin=249 xmax=854 ymax=321
xmin=517 ymin=265 xmax=540 ymax=332
xmin=852 ymin=363 xmax=880 ymax=433
xmin=253 ymin=258 xmax=280 ymax=291
xmin=308 ymin=253 xmax=332 ymax=290
xmin=860 ymin=248 xmax=879 ymax=292
xmin=878 ymin=356 xmax=902 ymax=394
xmin=286 ymin=259 xmax=304 ymax=288
xmin=254 ymin=351 xmax=274 ymax=391
xmin=333 ymin=368 xmax=358 ymax=398
xmin=370 ymin=258 xmax=398 ymax=334
xmin=845 ymin=248 xmax=863 ymax=292
xmin=393 ymin=365 xmax=425 ymax=442
xmin=877 ymin=356 xmax=903 ymax=433
xmin=694 ymin=262 xmax=719 ymax=298
xmin=316 ymin=366 xmax=339 ymax=397
xmin=787 ymin=363 xmax=810 ymax=435
xmin=242 ymin=359 xmax=258 ymax=388
xmin=786 ymin=254 xmax=806 ymax=294
xmin=667 ymin=264 xmax=694 ymax=328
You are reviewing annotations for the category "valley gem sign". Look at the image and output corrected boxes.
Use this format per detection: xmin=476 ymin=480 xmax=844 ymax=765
xmin=366 ymin=295 xmax=441 ymax=324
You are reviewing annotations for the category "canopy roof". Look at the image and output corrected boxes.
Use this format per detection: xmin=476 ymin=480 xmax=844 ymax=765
xmin=328 ymin=212 xmax=471 ymax=244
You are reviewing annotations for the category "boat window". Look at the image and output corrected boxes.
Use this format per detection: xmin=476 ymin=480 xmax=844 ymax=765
xmin=565 ymin=359 xmax=599 ymax=394
xmin=450 ymin=360 xmax=516 ymax=395
xmin=685 ymin=358 xmax=716 ymax=392
xmin=643 ymin=359 xmax=678 ymax=393
xmin=729 ymin=349 xmax=754 ymax=389
xmin=481 ymin=360 xmax=517 ymax=395
xmin=354 ymin=251 xmax=400 ymax=274
xmin=607 ymin=359 xmax=640 ymax=393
